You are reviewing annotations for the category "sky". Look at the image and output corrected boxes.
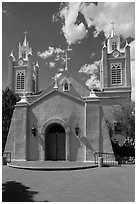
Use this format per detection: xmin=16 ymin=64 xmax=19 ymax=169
xmin=2 ymin=2 xmax=135 ymax=100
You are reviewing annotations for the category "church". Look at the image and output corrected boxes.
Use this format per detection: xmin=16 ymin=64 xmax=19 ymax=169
xmin=5 ymin=28 xmax=131 ymax=161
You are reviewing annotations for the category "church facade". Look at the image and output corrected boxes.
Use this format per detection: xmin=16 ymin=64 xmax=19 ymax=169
xmin=5 ymin=29 xmax=131 ymax=161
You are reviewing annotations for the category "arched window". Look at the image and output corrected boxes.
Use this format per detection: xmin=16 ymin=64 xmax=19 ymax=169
xmin=111 ymin=63 xmax=122 ymax=85
xmin=64 ymin=83 xmax=69 ymax=91
xmin=60 ymin=77 xmax=70 ymax=92
xmin=16 ymin=70 xmax=25 ymax=90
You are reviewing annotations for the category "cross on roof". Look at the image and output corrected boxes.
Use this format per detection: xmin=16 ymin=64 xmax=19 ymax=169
xmin=64 ymin=52 xmax=70 ymax=71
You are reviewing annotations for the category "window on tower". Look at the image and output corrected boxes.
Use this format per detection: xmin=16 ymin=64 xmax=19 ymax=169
xmin=16 ymin=70 xmax=25 ymax=90
xmin=22 ymin=51 xmax=26 ymax=59
xmin=111 ymin=63 xmax=122 ymax=85
xmin=112 ymin=42 xmax=117 ymax=50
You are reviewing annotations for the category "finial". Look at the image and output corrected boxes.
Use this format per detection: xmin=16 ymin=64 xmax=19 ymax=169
xmin=23 ymin=30 xmax=28 ymax=46
xmin=18 ymin=90 xmax=29 ymax=103
xmin=9 ymin=50 xmax=15 ymax=61
xmin=110 ymin=21 xmax=116 ymax=38
xmin=52 ymin=74 xmax=58 ymax=89
xmin=88 ymin=89 xmax=98 ymax=98
xmin=36 ymin=61 xmax=39 ymax=67
xmin=28 ymin=49 xmax=32 ymax=56
xmin=125 ymin=39 xmax=129 ymax=47
xmin=103 ymin=41 xmax=107 ymax=48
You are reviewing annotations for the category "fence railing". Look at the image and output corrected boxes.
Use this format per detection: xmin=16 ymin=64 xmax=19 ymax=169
xmin=3 ymin=152 xmax=11 ymax=164
xmin=94 ymin=152 xmax=135 ymax=166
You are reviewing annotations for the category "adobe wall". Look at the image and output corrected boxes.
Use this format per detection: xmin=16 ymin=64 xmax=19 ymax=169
xmin=85 ymin=99 xmax=113 ymax=161
xmin=5 ymin=103 xmax=28 ymax=160
xmin=28 ymin=91 xmax=85 ymax=161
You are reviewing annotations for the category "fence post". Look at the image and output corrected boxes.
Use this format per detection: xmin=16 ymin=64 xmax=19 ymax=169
xmin=98 ymin=157 xmax=103 ymax=167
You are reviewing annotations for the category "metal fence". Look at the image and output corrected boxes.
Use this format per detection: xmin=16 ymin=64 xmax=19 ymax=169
xmin=3 ymin=152 xmax=11 ymax=164
xmin=94 ymin=152 xmax=135 ymax=166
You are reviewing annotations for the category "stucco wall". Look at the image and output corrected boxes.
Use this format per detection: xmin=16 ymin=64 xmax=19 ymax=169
xmin=5 ymin=103 xmax=28 ymax=160
xmin=28 ymin=91 xmax=85 ymax=161
xmin=85 ymin=100 xmax=113 ymax=161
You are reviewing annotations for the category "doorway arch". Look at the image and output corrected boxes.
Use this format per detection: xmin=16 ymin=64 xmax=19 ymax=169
xmin=45 ymin=123 xmax=66 ymax=161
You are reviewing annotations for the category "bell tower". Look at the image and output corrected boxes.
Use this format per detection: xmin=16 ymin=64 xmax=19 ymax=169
xmin=8 ymin=32 xmax=39 ymax=95
xmin=100 ymin=23 xmax=131 ymax=100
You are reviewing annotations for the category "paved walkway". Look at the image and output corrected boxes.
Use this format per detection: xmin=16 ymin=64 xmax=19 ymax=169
xmin=2 ymin=165 xmax=135 ymax=202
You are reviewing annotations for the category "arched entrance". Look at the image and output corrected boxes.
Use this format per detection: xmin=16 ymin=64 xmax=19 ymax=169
xmin=45 ymin=123 xmax=66 ymax=161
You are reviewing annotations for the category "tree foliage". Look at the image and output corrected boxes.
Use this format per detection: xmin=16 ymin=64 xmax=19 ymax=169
xmin=106 ymin=101 xmax=135 ymax=156
xmin=113 ymin=101 xmax=135 ymax=140
xmin=2 ymin=87 xmax=20 ymax=152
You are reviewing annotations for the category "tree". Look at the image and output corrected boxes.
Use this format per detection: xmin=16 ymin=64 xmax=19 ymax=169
xmin=106 ymin=101 xmax=135 ymax=156
xmin=113 ymin=101 xmax=135 ymax=141
xmin=2 ymin=87 xmax=20 ymax=153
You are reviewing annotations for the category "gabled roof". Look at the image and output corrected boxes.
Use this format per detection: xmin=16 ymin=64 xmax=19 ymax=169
xmin=30 ymin=88 xmax=85 ymax=107
xmin=39 ymin=70 xmax=90 ymax=98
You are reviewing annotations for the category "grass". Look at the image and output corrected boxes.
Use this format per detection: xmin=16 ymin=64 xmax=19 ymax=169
xmin=2 ymin=165 xmax=135 ymax=202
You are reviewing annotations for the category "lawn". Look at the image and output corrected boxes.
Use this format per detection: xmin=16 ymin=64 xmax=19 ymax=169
xmin=2 ymin=165 xmax=135 ymax=202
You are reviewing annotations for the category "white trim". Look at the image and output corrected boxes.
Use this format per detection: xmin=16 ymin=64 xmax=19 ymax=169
xmin=60 ymin=77 xmax=71 ymax=85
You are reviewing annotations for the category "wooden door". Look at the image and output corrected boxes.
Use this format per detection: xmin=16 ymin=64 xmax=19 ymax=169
xmin=46 ymin=124 xmax=65 ymax=161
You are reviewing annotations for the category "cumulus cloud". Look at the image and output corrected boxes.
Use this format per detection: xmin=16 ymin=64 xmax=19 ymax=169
xmin=129 ymin=41 xmax=135 ymax=101
xmin=86 ymin=75 xmax=101 ymax=89
xmin=79 ymin=61 xmax=101 ymax=89
xmin=38 ymin=46 xmax=66 ymax=68
xmin=57 ymin=2 xmax=88 ymax=45
xmin=81 ymin=2 xmax=135 ymax=38
xmin=49 ymin=62 xmax=55 ymax=68
xmin=56 ymin=2 xmax=134 ymax=44
xmin=79 ymin=61 xmax=100 ymax=75
xmin=37 ymin=46 xmax=65 ymax=60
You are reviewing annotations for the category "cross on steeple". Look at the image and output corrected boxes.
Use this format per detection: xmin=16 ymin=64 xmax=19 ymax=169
xmin=64 ymin=52 xmax=70 ymax=71
xmin=110 ymin=21 xmax=116 ymax=38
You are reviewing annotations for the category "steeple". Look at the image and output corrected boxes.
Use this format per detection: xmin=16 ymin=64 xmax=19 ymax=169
xmin=110 ymin=21 xmax=115 ymax=38
xmin=19 ymin=31 xmax=32 ymax=60
xmin=107 ymin=22 xmax=120 ymax=53
xmin=23 ymin=31 xmax=28 ymax=46
xmin=9 ymin=50 xmax=15 ymax=61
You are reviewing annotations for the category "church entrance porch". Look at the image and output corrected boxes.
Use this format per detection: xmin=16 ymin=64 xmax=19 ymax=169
xmin=45 ymin=123 xmax=66 ymax=161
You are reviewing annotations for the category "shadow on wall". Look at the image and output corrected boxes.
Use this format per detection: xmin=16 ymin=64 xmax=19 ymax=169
xmin=2 ymin=181 xmax=49 ymax=202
